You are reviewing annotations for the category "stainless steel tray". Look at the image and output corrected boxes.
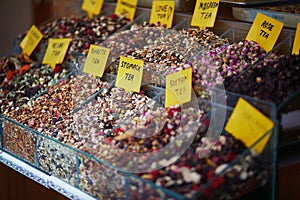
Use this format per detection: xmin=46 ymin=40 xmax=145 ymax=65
xmin=220 ymin=0 xmax=289 ymax=6
xmin=232 ymin=7 xmax=300 ymax=28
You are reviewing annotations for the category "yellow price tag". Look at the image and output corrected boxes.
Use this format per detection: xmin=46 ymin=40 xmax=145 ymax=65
xmin=165 ymin=68 xmax=192 ymax=108
xmin=42 ymin=38 xmax=71 ymax=69
xmin=114 ymin=0 xmax=138 ymax=21
xmin=292 ymin=22 xmax=300 ymax=55
xmin=116 ymin=56 xmax=144 ymax=93
xmin=83 ymin=45 xmax=110 ymax=78
xmin=246 ymin=12 xmax=284 ymax=52
xmin=20 ymin=25 xmax=43 ymax=57
xmin=81 ymin=0 xmax=104 ymax=18
xmin=225 ymin=98 xmax=274 ymax=154
xmin=150 ymin=1 xmax=175 ymax=28
xmin=191 ymin=0 xmax=220 ymax=28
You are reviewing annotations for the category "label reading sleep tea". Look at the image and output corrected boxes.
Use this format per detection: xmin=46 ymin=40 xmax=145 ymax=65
xmin=246 ymin=12 xmax=283 ymax=52
xmin=114 ymin=0 xmax=138 ymax=21
xmin=81 ymin=0 xmax=104 ymax=18
xmin=20 ymin=25 xmax=43 ymax=56
xmin=150 ymin=1 xmax=175 ymax=28
xmin=191 ymin=0 xmax=219 ymax=28
xmin=116 ymin=56 xmax=144 ymax=92
xmin=292 ymin=22 xmax=300 ymax=55
xmin=165 ymin=68 xmax=192 ymax=108
xmin=42 ymin=38 xmax=71 ymax=69
xmin=84 ymin=45 xmax=110 ymax=77
xmin=225 ymin=98 xmax=274 ymax=154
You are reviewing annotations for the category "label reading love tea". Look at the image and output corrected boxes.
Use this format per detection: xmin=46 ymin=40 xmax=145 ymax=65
xmin=225 ymin=98 xmax=274 ymax=154
xmin=292 ymin=22 xmax=300 ymax=55
xmin=20 ymin=25 xmax=43 ymax=56
xmin=191 ymin=0 xmax=220 ymax=28
xmin=165 ymin=68 xmax=192 ymax=108
xmin=81 ymin=0 xmax=104 ymax=18
xmin=116 ymin=56 xmax=144 ymax=92
xmin=42 ymin=38 xmax=71 ymax=69
xmin=246 ymin=12 xmax=283 ymax=52
xmin=84 ymin=45 xmax=110 ymax=77
xmin=114 ymin=0 xmax=138 ymax=21
xmin=150 ymin=1 xmax=175 ymax=28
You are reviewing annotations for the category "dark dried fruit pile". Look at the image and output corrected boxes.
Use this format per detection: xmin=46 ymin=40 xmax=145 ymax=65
xmin=0 ymin=62 xmax=71 ymax=114
xmin=226 ymin=53 xmax=300 ymax=105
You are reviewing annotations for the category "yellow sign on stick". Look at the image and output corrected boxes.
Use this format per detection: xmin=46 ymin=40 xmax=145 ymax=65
xmin=114 ymin=0 xmax=138 ymax=21
xmin=20 ymin=25 xmax=43 ymax=57
xmin=82 ymin=0 xmax=104 ymax=18
xmin=42 ymin=38 xmax=71 ymax=69
xmin=246 ymin=12 xmax=284 ymax=52
xmin=150 ymin=1 xmax=175 ymax=28
xmin=165 ymin=68 xmax=192 ymax=108
xmin=292 ymin=22 xmax=300 ymax=55
xmin=225 ymin=98 xmax=274 ymax=154
xmin=83 ymin=45 xmax=110 ymax=78
xmin=191 ymin=0 xmax=220 ymax=28
xmin=116 ymin=56 xmax=144 ymax=93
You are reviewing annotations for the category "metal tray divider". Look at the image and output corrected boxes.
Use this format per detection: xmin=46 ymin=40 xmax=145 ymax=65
xmin=125 ymin=178 xmax=130 ymax=200
xmin=272 ymin=119 xmax=279 ymax=200
xmin=35 ymin=135 xmax=39 ymax=168
xmin=75 ymin=152 xmax=80 ymax=188
xmin=0 ymin=117 xmax=3 ymax=149
xmin=277 ymin=88 xmax=300 ymax=112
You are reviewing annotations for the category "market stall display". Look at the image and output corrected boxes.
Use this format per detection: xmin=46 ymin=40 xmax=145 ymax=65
xmin=2 ymin=1 xmax=297 ymax=200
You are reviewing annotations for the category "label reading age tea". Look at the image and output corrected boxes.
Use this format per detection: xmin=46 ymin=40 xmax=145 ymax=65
xmin=20 ymin=25 xmax=43 ymax=57
xmin=114 ymin=0 xmax=138 ymax=21
xmin=246 ymin=12 xmax=283 ymax=52
xmin=191 ymin=0 xmax=220 ymax=28
xmin=81 ymin=0 xmax=104 ymax=18
xmin=225 ymin=98 xmax=274 ymax=154
xmin=150 ymin=1 xmax=175 ymax=28
xmin=42 ymin=38 xmax=71 ymax=69
xmin=165 ymin=68 xmax=192 ymax=108
xmin=116 ymin=56 xmax=144 ymax=93
xmin=84 ymin=45 xmax=110 ymax=78
xmin=292 ymin=22 xmax=300 ymax=55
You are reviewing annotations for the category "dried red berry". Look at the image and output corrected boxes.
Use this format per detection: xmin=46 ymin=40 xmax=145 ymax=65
xmin=53 ymin=65 xmax=61 ymax=73
xmin=211 ymin=176 xmax=225 ymax=188
xmin=226 ymin=151 xmax=237 ymax=162
xmin=192 ymin=185 xmax=200 ymax=191
xmin=206 ymin=170 xmax=215 ymax=180
xmin=104 ymin=138 xmax=112 ymax=144
xmin=115 ymin=127 xmax=124 ymax=135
